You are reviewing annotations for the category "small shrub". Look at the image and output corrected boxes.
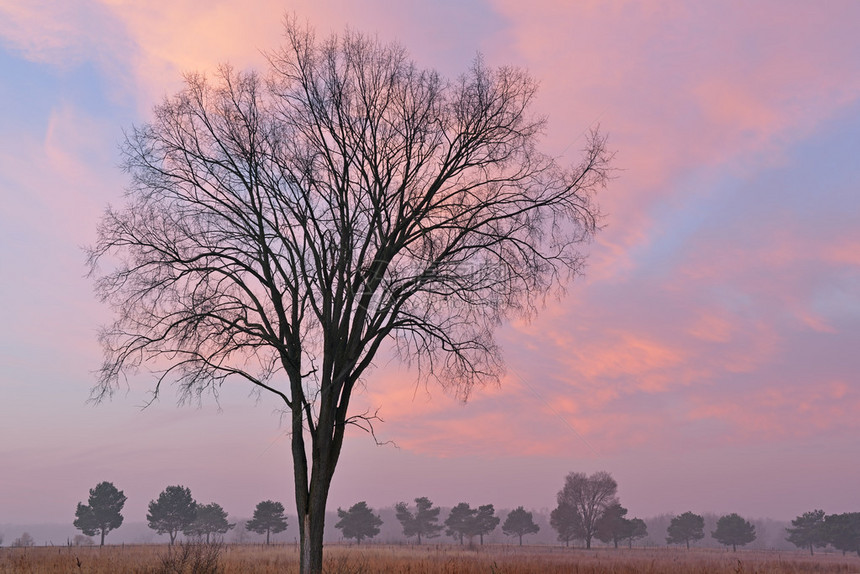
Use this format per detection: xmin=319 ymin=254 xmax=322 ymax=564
xmin=72 ymin=534 xmax=95 ymax=546
xmin=151 ymin=540 xmax=223 ymax=574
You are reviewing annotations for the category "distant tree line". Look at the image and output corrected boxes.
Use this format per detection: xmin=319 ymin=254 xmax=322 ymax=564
xmin=61 ymin=478 xmax=860 ymax=554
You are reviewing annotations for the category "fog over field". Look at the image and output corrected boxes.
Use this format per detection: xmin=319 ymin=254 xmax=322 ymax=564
xmin=0 ymin=510 xmax=796 ymax=551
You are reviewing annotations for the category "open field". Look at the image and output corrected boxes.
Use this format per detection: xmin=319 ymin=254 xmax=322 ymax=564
xmin=2 ymin=544 xmax=859 ymax=574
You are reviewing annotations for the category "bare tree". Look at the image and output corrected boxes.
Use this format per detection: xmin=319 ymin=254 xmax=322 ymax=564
xmin=88 ymin=17 xmax=609 ymax=574
xmin=556 ymin=471 xmax=618 ymax=549
xmin=12 ymin=532 xmax=34 ymax=547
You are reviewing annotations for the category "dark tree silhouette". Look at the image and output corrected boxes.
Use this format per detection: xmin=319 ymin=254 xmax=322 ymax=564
xmin=824 ymin=512 xmax=860 ymax=556
xmin=474 ymin=504 xmax=500 ymax=546
xmin=666 ymin=511 xmax=705 ymax=549
xmin=595 ymin=503 xmax=629 ymax=549
xmin=87 ymin=16 xmax=609 ymax=574
xmin=445 ymin=502 xmax=479 ymax=545
xmin=625 ymin=517 xmax=647 ymax=548
xmin=73 ymin=481 xmax=126 ymax=546
xmin=502 ymin=507 xmax=540 ymax=546
xmin=394 ymin=497 xmax=443 ymax=544
xmin=335 ymin=501 xmax=382 ymax=544
xmin=785 ymin=509 xmax=827 ymax=556
xmin=246 ymin=500 xmax=288 ymax=545
xmin=712 ymin=513 xmax=756 ymax=552
xmin=556 ymin=471 xmax=617 ymax=549
xmin=550 ymin=502 xmax=581 ymax=547
xmin=184 ymin=502 xmax=234 ymax=543
xmin=147 ymin=485 xmax=197 ymax=545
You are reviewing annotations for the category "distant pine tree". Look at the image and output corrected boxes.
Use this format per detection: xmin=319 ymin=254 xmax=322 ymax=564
xmin=246 ymin=500 xmax=288 ymax=545
xmin=335 ymin=501 xmax=382 ymax=544
xmin=73 ymin=481 xmax=127 ymax=546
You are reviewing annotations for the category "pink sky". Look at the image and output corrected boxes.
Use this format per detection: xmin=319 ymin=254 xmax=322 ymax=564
xmin=1 ymin=0 xmax=859 ymax=531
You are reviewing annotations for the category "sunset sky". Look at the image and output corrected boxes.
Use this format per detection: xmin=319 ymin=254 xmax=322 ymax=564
xmin=1 ymin=1 xmax=859 ymax=532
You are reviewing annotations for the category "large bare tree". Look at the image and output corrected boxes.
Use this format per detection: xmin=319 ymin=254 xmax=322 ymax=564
xmin=88 ymin=18 xmax=610 ymax=574
xmin=556 ymin=471 xmax=619 ymax=549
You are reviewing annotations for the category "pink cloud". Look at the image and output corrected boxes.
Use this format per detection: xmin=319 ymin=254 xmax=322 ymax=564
xmin=488 ymin=0 xmax=860 ymax=280
xmin=687 ymin=379 xmax=860 ymax=440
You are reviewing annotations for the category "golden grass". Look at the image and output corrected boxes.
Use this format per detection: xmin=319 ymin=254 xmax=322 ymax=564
xmin=1 ymin=543 xmax=858 ymax=573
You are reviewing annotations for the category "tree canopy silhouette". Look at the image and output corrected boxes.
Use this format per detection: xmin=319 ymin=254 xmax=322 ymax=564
xmin=334 ymin=501 xmax=382 ymax=544
xmin=712 ymin=513 xmax=756 ymax=552
xmin=666 ymin=511 xmax=705 ymax=549
xmin=73 ymin=481 xmax=126 ymax=546
xmin=88 ymin=16 xmax=609 ymax=574
xmin=502 ymin=506 xmax=540 ymax=546
xmin=785 ymin=509 xmax=827 ymax=556
xmin=147 ymin=485 xmax=197 ymax=545
xmin=550 ymin=501 xmax=581 ymax=546
xmin=246 ymin=500 xmax=288 ymax=545
xmin=394 ymin=497 xmax=443 ymax=544
xmin=184 ymin=502 xmax=234 ymax=543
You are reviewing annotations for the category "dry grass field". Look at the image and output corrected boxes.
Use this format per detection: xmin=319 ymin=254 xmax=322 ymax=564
xmin=1 ymin=543 xmax=858 ymax=574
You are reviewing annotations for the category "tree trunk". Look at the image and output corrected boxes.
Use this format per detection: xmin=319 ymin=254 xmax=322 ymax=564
xmin=732 ymin=543 xmax=737 ymax=552
xmin=100 ymin=529 xmax=105 ymax=547
xmin=293 ymin=417 xmax=341 ymax=574
xmin=518 ymin=533 xmax=522 ymax=546
xmin=685 ymin=539 xmax=690 ymax=550
xmin=585 ymin=535 xmax=591 ymax=549
xmin=298 ymin=492 xmax=327 ymax=574
xmin=287 ymin=346 xmax=350 ymax=573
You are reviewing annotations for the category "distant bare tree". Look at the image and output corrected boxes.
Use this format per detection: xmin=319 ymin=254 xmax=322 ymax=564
xmin=88 ymin=17 xmax=609 ymax=574
xmin=556 ymin=471 xmax=618 ymax=549
xmin=13 ymin=532 xmax=34 ymax=547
